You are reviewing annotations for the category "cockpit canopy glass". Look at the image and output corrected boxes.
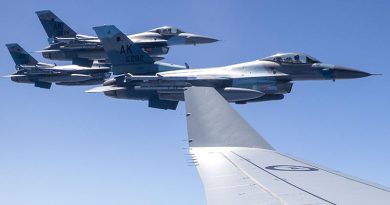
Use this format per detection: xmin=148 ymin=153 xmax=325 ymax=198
xmin=149 ymin=26 xmax=184 ymax=35
xmin=261 ymin=53 xmax=321 ymax=64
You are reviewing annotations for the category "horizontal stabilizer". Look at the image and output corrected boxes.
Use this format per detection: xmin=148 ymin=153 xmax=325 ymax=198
xmin=85 ymin=86 xmax=125 ymax=93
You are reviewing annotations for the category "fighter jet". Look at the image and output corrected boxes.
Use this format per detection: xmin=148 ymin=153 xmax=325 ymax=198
xmin=86 ymin=25 xmax=373 ymax=110
xmin=184 ymin=86 xmax=390 ymax=205
xmin=35 ymin=10 xmax=218 ymax=68
xmin=4 ymin=43 xmax=111 ymax=89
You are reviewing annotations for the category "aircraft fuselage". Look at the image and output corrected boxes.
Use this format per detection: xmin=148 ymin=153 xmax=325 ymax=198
xmin=99 ymin=57 xmax=371 ymax=105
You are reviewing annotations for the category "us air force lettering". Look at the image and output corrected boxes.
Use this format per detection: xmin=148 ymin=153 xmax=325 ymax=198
xmin=120 ymin=44 xmax=144 ymax=63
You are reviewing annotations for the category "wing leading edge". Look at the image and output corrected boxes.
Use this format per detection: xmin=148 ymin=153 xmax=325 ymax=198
xmin=184 ymin=87 xmax=390 ymax=205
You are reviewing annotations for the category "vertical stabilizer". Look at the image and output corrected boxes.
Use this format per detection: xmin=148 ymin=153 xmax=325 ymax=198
xmin=6 ymin=43 xmax=38 ymax=67
xmin=36 ymin=10 xmax=77 ymax=41
xmin=93 ymin=25 xmax=155 ymax=74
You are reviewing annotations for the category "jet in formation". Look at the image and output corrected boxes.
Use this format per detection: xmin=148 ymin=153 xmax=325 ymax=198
xmin=4 ymin=43 xmax=110 ymax=89
xmin=86 ymin=25 xmax=373 ymax=110
xmin=35 ymin=10 xmax=218 ymax=67
xmin=3 ymin=10 xmax=218 ymax=89
xmin=184 ymin=86 xmax=390 ymax=205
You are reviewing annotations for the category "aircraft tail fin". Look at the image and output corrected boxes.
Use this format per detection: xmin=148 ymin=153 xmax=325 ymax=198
xmin=93 ymin=25 xmax=155 ymax=69
xmin=6 ymin=43 xmax=38 ymax=67
xmin=36 ymin=10 xmax=77 ymax=41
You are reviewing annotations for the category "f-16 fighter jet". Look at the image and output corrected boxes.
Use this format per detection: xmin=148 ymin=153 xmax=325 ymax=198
xmin=4 ymin=43 xmax=111 ymax=89
xmin=35 ymin=10 xmax=218 ymax=68
xmin=87 ymin=25 xmax=373 ymax=110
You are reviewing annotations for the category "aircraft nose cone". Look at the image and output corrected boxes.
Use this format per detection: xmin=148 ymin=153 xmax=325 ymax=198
xmin=185 ymin=34 xmax=219 ymax=44
xmin=332 ymin=66 xmax=372 ymax=79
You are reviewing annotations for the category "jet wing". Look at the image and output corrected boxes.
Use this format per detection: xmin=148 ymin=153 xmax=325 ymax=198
xmin=184 ymin=87 xmax=390 ymax=205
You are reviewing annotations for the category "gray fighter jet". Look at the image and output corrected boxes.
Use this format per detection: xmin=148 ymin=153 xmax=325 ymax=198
xmin=86 ymin=25 xmax=373 ymax=110
xmin=35 ymin=10 xmax=218 ymax=67
xmin=4 ymin=43 xmax=111 ymax=89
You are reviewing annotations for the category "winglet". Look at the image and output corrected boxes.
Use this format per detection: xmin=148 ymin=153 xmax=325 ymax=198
xmin=184 ymin=87 xmax=274 ymax=149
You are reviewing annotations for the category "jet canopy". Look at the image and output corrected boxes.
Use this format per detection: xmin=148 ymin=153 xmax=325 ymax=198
xmin=261 ymin=53 xmax=321 ymax=64
xmin=149 ymin=26 xmax=185 ymax=35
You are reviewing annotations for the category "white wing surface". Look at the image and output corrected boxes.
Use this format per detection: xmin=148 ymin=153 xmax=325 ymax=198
xmin=184 ymin=87 xmax=390 ymax=205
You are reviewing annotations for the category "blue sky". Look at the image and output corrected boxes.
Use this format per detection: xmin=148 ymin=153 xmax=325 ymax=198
xmin=0 ymin=1 xmax=389 ymax=205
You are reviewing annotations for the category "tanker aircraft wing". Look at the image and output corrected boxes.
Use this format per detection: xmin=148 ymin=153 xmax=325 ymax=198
xmin=184 ymin=87 xmax=390 ymax=205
